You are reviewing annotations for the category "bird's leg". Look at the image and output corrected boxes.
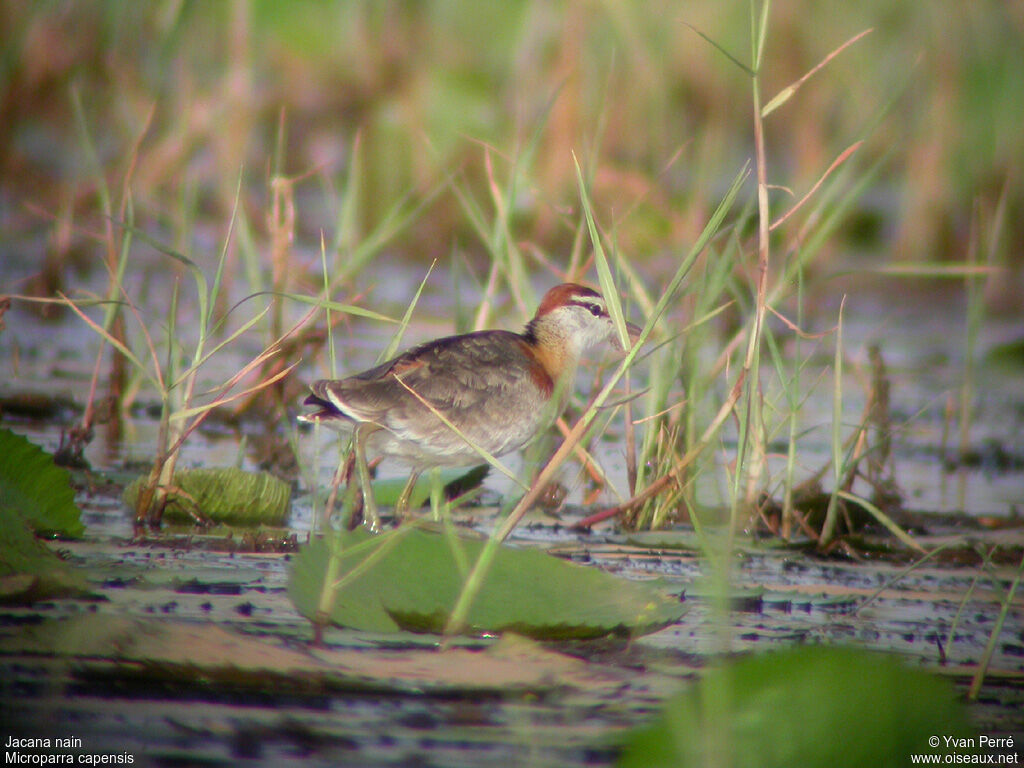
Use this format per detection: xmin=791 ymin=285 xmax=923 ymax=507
xmin=354 ymin=422 xmax=382 ymax=532
xmin=394 ymin=469 xmax=421 ymax=522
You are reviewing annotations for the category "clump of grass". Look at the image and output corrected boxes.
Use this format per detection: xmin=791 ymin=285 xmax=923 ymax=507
xmin=12 ymin=97 xmax=333 ymax=531
xmin=592 ymin=15 xmax=911 ymax=558
xmin=65 ymin=219 xmax=309 ymax=530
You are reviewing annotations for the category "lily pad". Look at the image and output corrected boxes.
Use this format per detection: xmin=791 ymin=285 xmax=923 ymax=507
xmin=371 ymin=464 xmax=489 ymax=509
xmin=0 ymin=426 xmax=84 ymax=538
xmin=618 ymin=645 xmax=976 ymax=768
xmin=289 ymin=528 xmax=687 ymax=640
xmin=0 ymin=510 xmax=91 ymax=603
xmin=122 ymin=467 xmax=291 ymax=526
xmin=0 ymin=615 xmax=637 ymax=697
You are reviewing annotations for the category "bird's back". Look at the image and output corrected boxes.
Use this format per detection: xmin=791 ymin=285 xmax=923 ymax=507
xmin=311 ymin=329 xmax=559 ymax=465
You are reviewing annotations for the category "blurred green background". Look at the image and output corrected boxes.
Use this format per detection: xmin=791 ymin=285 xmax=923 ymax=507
xmin=2 ymin=1 xmax=1021 ymax=299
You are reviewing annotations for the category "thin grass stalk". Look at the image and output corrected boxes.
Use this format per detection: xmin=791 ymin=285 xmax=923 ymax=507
xmin=309 ymin=420 xmax=324 ymax=534
xmin=835 ymin=491 xmax=924 ymax=553
xmin=968 ymin=551 xmax=1024 ymax=700
xmin=854 ymin=541 xmax=958 ymax=615
xmin=701 ymin=12 xmax=769 ymax=763
xmin=959 ymin=204 xmax=982 ymax=483
xmin=819 ymin=296 xmax=846 ymax=546
xmin=669 ymin=249 xmax=736 ymax=529
xmin=573 ymin=154 xmax=632 ymax=348
xmin=633 ymin=341 xmax=674 ymax=501
xmin=483 ymin=149 xmax=533 ymax=314
xmin=441 ymin=499 xmax=472 ymax=581
xmin=736 ymin=0 xmax=772 ymax=532
xmin=781 ymin=262 xmax=804 ymax=538
xmin=330 ymin=131 xmax=362 ymax=262
xmin=943 ymin=547 xmax=989 ymax=662
xmin=624 ymin=377 xmax=637 ymax=497
xmin=312 ymin=524 xmax=420 ymax=645
xmin=70 ymin=87 xmax=141 ymax=439
xmin=394 ymin=378 xmax=528 ymax=492
xmin=573 ymin=373 xmax=743 ymax=532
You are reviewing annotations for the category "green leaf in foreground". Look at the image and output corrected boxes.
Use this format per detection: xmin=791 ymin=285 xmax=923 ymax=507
xmin=0 ymin=427 xmax=84 ymax=538
xmin=618 ymin=645 xmax=976 ymax=768
xmin=288 ymin=528 xmax=686 ymax=640
xmin=122 ymin=467 xmax=291 ymax=526
xmin=0 ymin=510 xmax=91 ymax=603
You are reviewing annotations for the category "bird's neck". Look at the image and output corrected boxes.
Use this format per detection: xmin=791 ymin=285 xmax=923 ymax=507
xmin=523 ymin=318 xmax=580 ymax=385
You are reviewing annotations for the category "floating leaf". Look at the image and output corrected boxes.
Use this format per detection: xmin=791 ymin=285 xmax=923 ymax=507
xmin=0 ymin=509 xmax=91 ymax=603
xmin=0 ymin=616 xmax=636 ymax=697
xmin=371 ymin=465 xmax=488 ymax=509
xmin=289 ymin=528 xmax=686 ymax=640
xmin=0 ymin=427 xmax=84 ymax=538
xmin=623 ymin=531 xmax=704 ymax=551
xmin=122 ymin=467 xmax=291 ymax=526
xmin=618 ymin=646 xmax=976 ymax=768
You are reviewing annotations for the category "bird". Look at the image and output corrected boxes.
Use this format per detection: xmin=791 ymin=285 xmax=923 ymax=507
xmin=300 ymin=283 xmax=641 ymax=528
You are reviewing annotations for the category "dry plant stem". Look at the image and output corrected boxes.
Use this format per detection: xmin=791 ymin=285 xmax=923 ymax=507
xmin=269 ymin=174 xmax=296 ymax=341
xmin=761 ymin=28 xmax=873 ymax=117
xmin=741 ymin=40 xmax=771 ymax=519
xmin=77 ymin=105 xmax=153 ymax=448
xmin=166 ymin=351 xmax=302 ymax=454
xmin=573 ymin=371 xmax=746 ymax=530
xmin=495 ymin=410 xmax=603 ymax=542
xmin=554 ymin=417 xmax=607 ymax=487
xmin=323 ymin=449 xmax=353 ymax=525
xmin=769 ymin=141 xmax=863 ymax=232
xmin=393 ymin=377 xmax=528 ymax=490
xmin=624 ymin=377 xmax=638 ymax=496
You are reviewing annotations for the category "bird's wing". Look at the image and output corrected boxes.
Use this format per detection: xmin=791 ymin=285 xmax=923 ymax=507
xmin=322 ymin=331 xmax=548 ymax=427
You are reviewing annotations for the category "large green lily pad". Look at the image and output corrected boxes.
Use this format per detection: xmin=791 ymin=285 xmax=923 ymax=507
xmin=618 ymin=645 xmax=977 ymax=768
xmin=0 ymin=426 xmax=84 ymax=538
xmin=289 ymin=527 xmax=687 ymax=640
xmin=0 ymin=510 xmax=91 ymax=603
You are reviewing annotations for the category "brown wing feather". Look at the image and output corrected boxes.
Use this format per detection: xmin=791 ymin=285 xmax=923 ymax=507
xmin=312 ymin=330 xmax=551 ymax=429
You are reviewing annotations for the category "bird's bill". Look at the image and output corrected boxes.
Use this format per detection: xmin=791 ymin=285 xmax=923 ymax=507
xmin=612 ymin=320 xmax=644 ymax=351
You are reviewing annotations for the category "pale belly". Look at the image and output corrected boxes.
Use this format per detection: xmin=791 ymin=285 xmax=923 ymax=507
xmin=366 ymin=406 xmax=553 ymax=468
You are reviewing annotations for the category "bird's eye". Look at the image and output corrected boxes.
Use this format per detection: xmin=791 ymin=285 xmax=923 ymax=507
xmin=586 ymin=303 xmax=603 ymax=317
